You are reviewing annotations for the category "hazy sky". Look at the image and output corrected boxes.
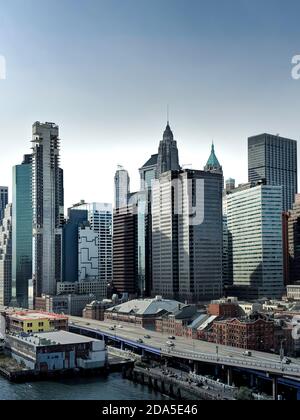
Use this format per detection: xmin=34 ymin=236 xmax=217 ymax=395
xmin=0 ymin=0 xmax=300 ymax=209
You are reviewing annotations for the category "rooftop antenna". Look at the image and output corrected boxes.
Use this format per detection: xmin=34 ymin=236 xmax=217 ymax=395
xmin=167 ymin=104 xmax=170 ymax=124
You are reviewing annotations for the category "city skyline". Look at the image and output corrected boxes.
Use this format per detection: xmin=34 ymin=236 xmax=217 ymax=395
xmin=1 ymin=0 xmax=300 ymax=208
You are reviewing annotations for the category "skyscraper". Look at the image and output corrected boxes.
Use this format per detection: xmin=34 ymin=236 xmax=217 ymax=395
xmin=12 ymin=155 xmax=33 ymax=308
xmin=156 ymin=123 xmax=180 ymax=178
xmin=32 ymin=122 xmax=64 ymax=299
xmin=137 ymin=154 xmax=158 ymax=297
xmin=227 ymin=183 xmax=284 ymax=299
xmin=0 ymin=187 xmax=8 ymax=224
xmin=248 ymin=133 xmax=298 ymax=211
xmin=114 ymin=166 xmax=130 ymax=209
xmin=152 ymin=169 xmax=223 ymax=302
xmin=0 ymin=204 xmax=12 ymax=306
xmin=75 ymin=202 xmax=112 ymax=299
xmin=288 ymin=194 xmax=300 ymax=284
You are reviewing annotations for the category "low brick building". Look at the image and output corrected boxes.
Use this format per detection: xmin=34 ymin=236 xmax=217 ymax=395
xmin=208 ymin=302 xmax=240 ymax=318
xmin=213 ymin=318 xmax=275 ymax=351
xmin=83 ymin=300 xmax=114 ymax=321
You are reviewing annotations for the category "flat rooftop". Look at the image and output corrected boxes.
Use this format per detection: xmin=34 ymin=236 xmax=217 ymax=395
xmin=11 ymin=331 xmax=100 ymax=347
xmin=10 ymin=311 xmax=68 ymax=321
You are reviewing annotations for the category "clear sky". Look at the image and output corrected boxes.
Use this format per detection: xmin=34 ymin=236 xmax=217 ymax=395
xmin=0 ymin=0 xmax=300 ymax=209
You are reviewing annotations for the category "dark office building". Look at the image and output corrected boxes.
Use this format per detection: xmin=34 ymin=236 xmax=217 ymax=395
xmin=113 ymin=205 xmax=138 ymax=296
xmin=288 ymin=194 xmax=300 ymax=284
xmin=62 ymin=207 xmax=88 ymax=283
xmin=152 ymin=169 xmax=223 ymax=302
xmin=248 ymin=133 xmax=298 ymax=211
xmin=0 ymin=186 xmax=8 ymax=224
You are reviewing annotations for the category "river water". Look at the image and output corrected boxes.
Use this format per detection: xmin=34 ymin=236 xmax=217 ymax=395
xmin=0 ymin=373 xmax=169 ymax=400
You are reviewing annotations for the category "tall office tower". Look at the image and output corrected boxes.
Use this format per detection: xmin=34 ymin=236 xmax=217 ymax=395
xmin=137 ymin=154 xmax=158 ymax=297
xmin=12 ymin=155 xmax=32 ymax=308
xmin=248 ymin=133 xmax=298 ymax=211
xmin=227 ymin=183 xmax=284 ymax=299
xmin=152 ymin=169 xmax=223 ymax=302
xmin=114 ymin=166 xmax=130 ymax=209
xmin=0 ymin=204 xmax=12 ymax=306
xmin=222 ymin=193 xmax=231 ymax=288
xmin=0 ymin=187 xmax=8 ymax=224
xmin=74 ymin=203 xmax=112 ymax=299
xmin=62 ymin=207 xmax=88 ymax=283
xmin=204 ymin=143 xmax=223 ymax=174
xmin=156 ymin=122 xmax=180 ymax=178
xmin=32 ymin=122 xmax=64 ymax=299
xmin=113 ymin=205 xmax=138 ymax=297
xmin=288 ymin=194 xmax=300 ymax=284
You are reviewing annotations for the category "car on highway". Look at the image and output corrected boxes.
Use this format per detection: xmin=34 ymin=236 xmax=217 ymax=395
xmin=118 ymin=325 xmax=123 ymax=328
xmin=144 ymin=335 xmax=151 ymax=339
xmin=109 ymin=326 xmax=116 ymax=331
xmin=168 ymin=336 xmax=176 ymax=340
xmin=137 ymin=339 xmax=144 ymax=344
xmin=243 ymin=351 xmax=252 ymax=357
xmin=166 ymin=341 xmax=175 ymax=347
xmin=283 ymin=357 xmax=292 ymax=365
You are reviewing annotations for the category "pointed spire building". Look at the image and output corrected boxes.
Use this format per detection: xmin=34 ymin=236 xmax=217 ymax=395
xmin=205 ymin=142 xmax=223 ymax=174
xmin=156 ymin=122 xmax=180 ymax=177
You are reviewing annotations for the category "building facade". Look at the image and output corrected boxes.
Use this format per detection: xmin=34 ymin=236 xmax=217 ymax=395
xmin=0 ymin=187 xmax=8 ymax=224
xmin=32 ymin=122 xmax=64 ymax=299
xmin=288 ymin=194 xmax=300 ymax=284
xmin=75 ymin=203 xmax=112 ymax=299
xmin=78 ymin=223 xmax=99 ymax=282
xmin=152 ymin=169 xmax=223 ymax=302
xmin=213 ymin=318 xmax=275 ymax=352
xmin=12 ymin=155 xmax=33 ymax=308
xmin=62 ymin=207 xmax=88 ymax=283
xmin=7 ymin=331 xmax=107 ymax=371
xmin=113 ymin=205 xmax=138 ymax=296
xmin=138 ymin=154 xmax=158 ymax=297
xmin=227 ymin=183 xmax=284 ymax=299
xmin=0 ymin=205 xmax=12 ymax=306
xmin=248 ymin=133 xmax=298 ymax=211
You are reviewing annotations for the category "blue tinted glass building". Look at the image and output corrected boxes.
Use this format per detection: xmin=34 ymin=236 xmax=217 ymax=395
xmin=12 ymin=155 xmax=32 ymax=308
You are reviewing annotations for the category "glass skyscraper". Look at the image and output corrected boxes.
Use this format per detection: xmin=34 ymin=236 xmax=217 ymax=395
xmin=138 ymin=154 xmax=158 ymax=297
xmin=227 ymin=183 xmax=284 ymax=299
xmin=12 ymin=155 xmax=33 ymax=308
xmin=248 ymin=133 xmax=298 ymax=211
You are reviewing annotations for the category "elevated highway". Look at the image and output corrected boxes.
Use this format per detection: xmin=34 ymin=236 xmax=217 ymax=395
xmin=69 ymin=316 xmax=300 ymax=380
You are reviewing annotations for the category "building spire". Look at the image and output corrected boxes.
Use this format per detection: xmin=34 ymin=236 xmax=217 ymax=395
xmin=204 ymin=142 xmax=223 ymax=174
